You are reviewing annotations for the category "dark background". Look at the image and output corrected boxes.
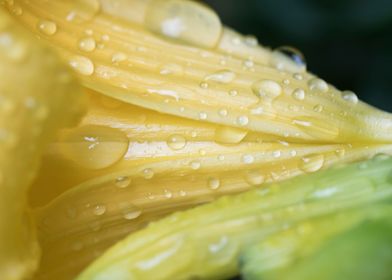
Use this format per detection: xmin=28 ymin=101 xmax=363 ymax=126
xmin=205 ymin=0 xmax=392 ymax=112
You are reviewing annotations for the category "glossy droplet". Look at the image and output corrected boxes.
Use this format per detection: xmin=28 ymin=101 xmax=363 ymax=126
xmin=37 ymin=20 xmax=57 ymax=36
xmin=93 ymin=204 xmax=106 ymax=216
xmin=199 ymin=111 xmax=208 ymax=120
xmin=292 ymin=88 xmax=305 ymax=100
xmin=271 ymin=46 xmax=306 ymax=73
xmin=342 ymin=90 xmax=358 ymax=104
xmin=190 ymin=160 xmax=201 ymax=170
xmin=252 ymin=80 xmax=282 ymax=100
xmin=159 ymin=63 xmax=183 ymax=75
xmin=167 ymin=134 xmax=187 ymax=150
xmin=300 ymin=154 xmax=324 ymax=173
xmin=145 ymin=0 xmax=222 ymax=48
xmin=293 ymin=116 xmax=339 ymax=141
xmin=78 ymin=37 xmax=96 ymax=52
xmin=335 ymin=148 xmax=345 ymax=158
xmin=229 ymin=89 xmax=238 ymax=96
xmin=242 ymin=154 xmax=254 ymax=164
xmin=164 ymin=189 xmax=173 ymax=198
xmin=237 ymin=115 xmax=249 ymax=126
xmin=66 ymin=0 xmax=100 ymax=23
xmin=60 ymin=125 xmax=129 ymax=170
xmin=143 ymin=168 xmax=154 ymax=179
xmin=69 ymin=55 xmax=94 ymax=75
xmin=218 ymin=108 xmax=228 ymax=117
xmin=121 ymin=204 xmax=142 ymax=220
xmin=200 ymin=82 xmax=209 ymax=89
xmin=204 ymin=70 xmax=236 ymax=84
xmin=293 ymin=73 xmax=303 ymax=81
xmin=308 ymin=78 xmax=329 ymax=92
xmin=273 ymin=150 xmax=281 ymax=158
xmin=313 ymin=104 xmax=324 ymax=113
xmin=215 ymin=126 xmax=247 ymax=144
xmin=115 ymin=176 xmax=131 ymax=188
xmin=111 ymin=52 xmax=127 ymax=64
xmin=208 ymin=177 xmax=220 ymax=190
xmin=245 ymin=170 xmax=265 ymax=185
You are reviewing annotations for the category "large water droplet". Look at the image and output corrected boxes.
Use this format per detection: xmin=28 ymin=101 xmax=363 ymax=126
xmin=145 ymin=0 xmax=222 ymax=48
xmin=237 ymin=115 xmax=249 ymax=126
xmin=300 ymin=154 xmax=324 ymax=173
xmin=271 ymin=46 xmax=306 ymax=73
xmin=292 ymin=88 xmax=305 ymax=100
xmin=60 ymin=125 xmax=129 ymax=170
xmin=120 ymin=203 xmax=142 ymax=220
xmin=167 ymin=134 xmax=187 ymax=150
xmin=92 ymin=204 xmax=106 ymax=216
xmin=37 ymin=19 xmax=57 ymax=36
xmin=69 ymin=55 xmax=94 ymax=76
xmin=143 ymin=168 xmax=154 ymax=179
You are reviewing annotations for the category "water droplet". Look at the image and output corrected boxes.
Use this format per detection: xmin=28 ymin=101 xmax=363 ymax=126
xmin=292 ymin=88 xmax=305 ymax=100
xmin=208 ymin=177 xmax=220 ymax=190
xmin=243 ymin=59 xmax=254 ymax=68
xmin=308 ymin=78 xmax=329 ymax=92
xmin=313 ymin=104 xmax=324 ymax=113
xmin=218 ymin=108 xmax=228 ymax=117
xmin=69 ymin=55 xmax=94 ymax=75
xmin=199 ymin=149 xmax=206 ymax=156
xmin=215 ymin=126 xmax=247 ymax=144
xmin=190 ymin=160 xmax=201 ymax=170
xmin=300 ymin=154 xmax=324 ymax=173
xmin=273 ymin=150 xmax=281 ymax=158
xmin=93 ymin=204 xmax=106 ymax=216
xmin=335 ymin=148 xmax=345 ymax=158
xmin=229 ymin=89 xmax=238 ymax=97
xmin=242 ymin=154 xmax=254 ymax=164
xmin=271 ymin=46 xmax=306 ymax=73
xmin=167 ymin=134 xmax=187 ymax=150
xmin=66 ymin=0 xmax=100 ymax=23
xmin=237 ymin=115 xmax=249 ymax=126
xmin=121 ymin=203 xmax=142 ymax=220
xmin=245 ymin=170 xmax=265 ymax=185
xmin=37 ymin=20 xmax=57 ymax=36
xmin=164 ymin=189 xmax=173 ymax=198
xmin=145 ymin=0 xmax=222 ymax=48
xmin=60 ymin=125 xmax=129 ymax=170
xmin=218 ymin=154 xmax=225 ymax=161
xmin=199 ymin=111 xmax=208 ymax=120
xmin=204 ymin=70 xmax=236 ymax=84
xmin=252 ymin=80 xmax=282 ymax=100
xmin=372 ymin=153 xmax=390 ymax=162
xmin=111 ymin=52 xmax=127 ymax=64
xmin=179 ymin=190 xmax=187 ymax=197
xmin=341 ymin=90 xmax=358 ymax=104
xmin=143 ymin=168 xmax=154 ymax=179
xmin=244 ymin=35 xmax=258 ymax=47
xmin=115 ymin=176 xmax=131 ymax=188
xmin=78 ymin=37 xmax=96 ymax=52
xmin=293 ymin=73 xmax=303 ymax=80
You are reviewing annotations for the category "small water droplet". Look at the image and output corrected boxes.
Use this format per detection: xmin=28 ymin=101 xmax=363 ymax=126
xmin=37 ymin=19 xmax=57 ymax=36
xmin=245 ymin=170 xmax=265 ymax=185
xmin=218 ymin=108 xmax=228 ymax=117
xmin=199 ymin=82 xmax=209 ymax=89
xmin=308 ymin=78 xmax=329 ymax=92
xmin=229 ymin=89 xmax=238 ymax=96
xmin=93 ymin=204 xmax=106 ymax=216
xmin=273 ymin=150 xmax=281 ymax=158
xmin=243 ymin=59 xmax=254 ymax=68
xmin=190 ymin=160 xmax=201 ymax=170
xmin=115 ymin=176 xmax=131 ymax=188
xmin=121 ymin=204 xmax=142 ymax=220
xmin=208 ymin=177 xmax=220 ymax=190
xmin=111 ymin=52 xmax=127 ymax=64
xmin=78 ymin=37 xmax=96 ymax=52
xmin=313 ymin=104 xmax=324 ymax=112
xmin=167 ymin=134 xmax=187 ymax=150
xmin=218 ymin=154 xmax=225 ymax=161
xmin=292 ymin=88 xmax=305 ymax=100
xmin=242 ymin=154 xmax=254 ymax=164
xmin=199 ymin=111 xmax=208 ymax=120
xmin=293 ymin=73 xmax=303 ymax=80
xmin=300 ymin=154 xmax=324 ymax=173
xmin=204 ymin=70 xmax=236 ymax=84
xmin=335 ymin=149 xmax=345 ymax=158
xmin=372 ymin=153 xmax=390 ymax=162
xmin=143 ymin=168 xmax=154 ymax=179
xmin=237 ymin=115 xmax=249 ymax=126
xmin=164 ymin=189 xmax=173 ymax=198
xmin=341 ymin=90 xmax=358 ymax=104
xmin=252 ymin=80 xmax=282 ymax=100
xmin=271 ymin=46 xmax=306 ymax=73
xmin=69 ymin=55 xmax=94 ymax=76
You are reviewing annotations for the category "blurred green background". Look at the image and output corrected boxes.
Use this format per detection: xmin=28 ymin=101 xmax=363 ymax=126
xmin=205 ymin=0 xmax=392 ymax=112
